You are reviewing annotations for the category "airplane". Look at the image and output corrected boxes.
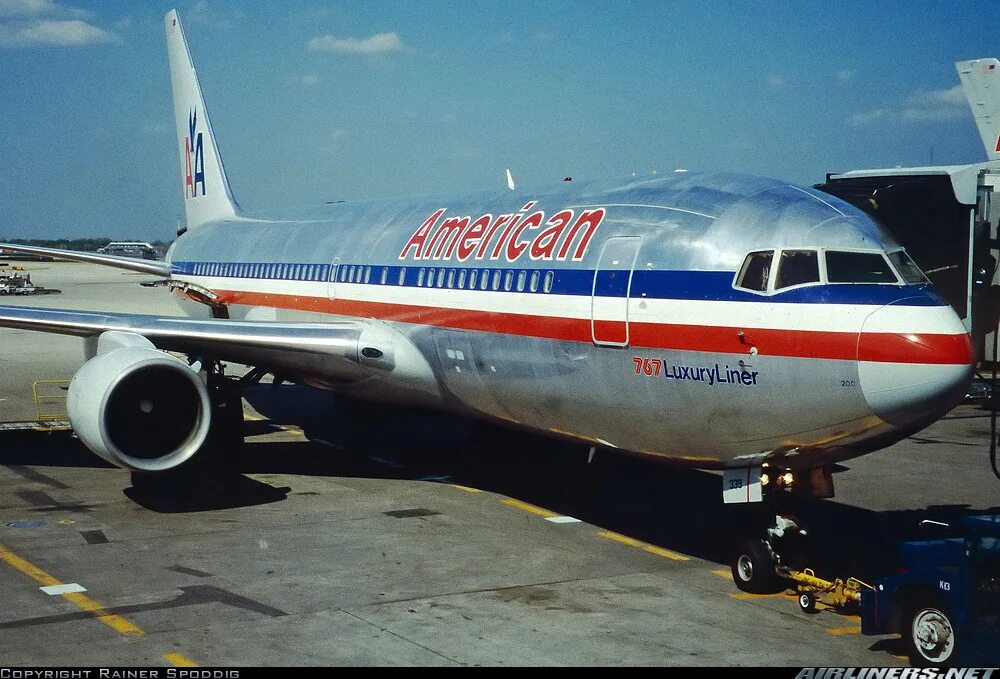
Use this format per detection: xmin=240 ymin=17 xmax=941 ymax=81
xmin=957 ymin=57 xmax=1000 ymax=160
xmin=0 ymin=10 xmax=974 ymax=595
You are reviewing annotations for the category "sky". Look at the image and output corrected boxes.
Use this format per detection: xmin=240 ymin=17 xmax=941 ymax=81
xmin=0 ymin=0 xmax=994 ymax=240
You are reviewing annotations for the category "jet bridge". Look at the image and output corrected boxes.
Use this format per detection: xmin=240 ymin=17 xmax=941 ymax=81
xmin=815 ymin=162 xmax=1000 ymax=362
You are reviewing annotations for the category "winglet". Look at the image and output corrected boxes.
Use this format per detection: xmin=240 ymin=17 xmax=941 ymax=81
xmin=956 ymin=58 xmax=1000 ymax=160
xmin=506 ymin=168 xmax=515 ymax=191
xmin=165 ymin=10 xmax=239 ymax=230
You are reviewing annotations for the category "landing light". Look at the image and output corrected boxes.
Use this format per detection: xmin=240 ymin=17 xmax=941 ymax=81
xmin=781 ymin=472 xmax=795 ymax=487
xmin=761 ymin=473 xmax=770 ymax=486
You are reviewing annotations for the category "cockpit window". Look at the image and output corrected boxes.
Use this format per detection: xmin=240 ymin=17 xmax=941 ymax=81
xmin=825 ymin=251 xmax=898 ymax=284
xmin=775 ymin=249 xmax=819 ymax=289
xmin=736 ymin=251 xmax=773 ymax=292
xmin=887 ymin=250 xmax=929 ymax=284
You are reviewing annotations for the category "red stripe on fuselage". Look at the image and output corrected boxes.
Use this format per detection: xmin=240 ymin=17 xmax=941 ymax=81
xmin=204 ymin=289 xmax=972 ymax=365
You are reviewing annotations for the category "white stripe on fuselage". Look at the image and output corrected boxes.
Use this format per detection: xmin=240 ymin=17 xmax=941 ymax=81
xmin=175 ymin=274 xmax=959 ymax=334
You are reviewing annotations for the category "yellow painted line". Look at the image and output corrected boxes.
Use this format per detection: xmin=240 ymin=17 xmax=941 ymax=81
xmin=502 ymin=498 xmax=560 ymax=519
xmin=711 ymin=568 xmax=732 ymax=580
xmin=452 ymin=484 xmax=482 ymax=493
xmin=825 ymin=625 xmax=862 ymax=636
xmin=730 ymin=592 xmax=795 ymax=600
xmin=597 ymin=530 xmax=690 ymax=562
xmin=164 ymin=653 xmax=199 ymax=667
xmin=0 ymin=544 xmax=144 ymax=637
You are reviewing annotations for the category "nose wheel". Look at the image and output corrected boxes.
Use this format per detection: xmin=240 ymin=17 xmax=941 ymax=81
xmin=731 ymin=538 xmax=782 ymax=593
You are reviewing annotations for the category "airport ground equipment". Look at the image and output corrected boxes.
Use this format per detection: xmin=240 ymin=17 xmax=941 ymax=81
xmin=856 ymin=514 xmax=1000 ymax=666
xmin=778 ymin=566 xmax=872 ymax=614
xmin=816 ymin=165 xmax=1000 ymax=361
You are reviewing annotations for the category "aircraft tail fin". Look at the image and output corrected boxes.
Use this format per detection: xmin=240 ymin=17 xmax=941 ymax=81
xmin=956 ymin=58 xmax=1000 ymax=161
xmin=165 ymin=10 xmax=239 ymax=231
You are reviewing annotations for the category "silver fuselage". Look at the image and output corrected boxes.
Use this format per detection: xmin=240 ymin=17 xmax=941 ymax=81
xmin=167 ymin=172 xmax=973 ymax=469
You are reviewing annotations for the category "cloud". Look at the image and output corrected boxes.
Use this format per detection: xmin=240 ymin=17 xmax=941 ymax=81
xmin=321 ymin=129 xmax=346 ymax=154
xmin=186 ymin=1 xmax=241 ymax=29
xmin=307 ymin=31 xmax=405 ymax=55
xmin=0 ymin=18 xmax=117 ymax=47
xmin=0 ymin=0 xmax=117 ymax=47
xmin=0 ymin=0 xmax=87 ymax=18
xmin=766 ymin=74 xmax=786 ymax=88
xmin=851 ymin=84 xmax=967 ymax=126
xmin=287 ymin=73 xmax=321 ymax=87
xmin=835 ymin=69 xmax=855 ymax=83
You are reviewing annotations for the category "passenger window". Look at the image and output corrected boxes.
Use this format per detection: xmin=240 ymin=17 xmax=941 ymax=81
xmin=417 ymin=268 xmax=425 ymax=286
xmin=887 ymin=251 xmax=928 ymax=284
xmin=543 ymin=271 xmax=554 ymax=293
xmin=468 ymin=269 xmax=478 ymax=289
xmin=426 ymin=268 xmax=435 ymax=287
xmin=364 ymin=267 xmax=371 ymax=284
xmin=437 ymin=268 xmax=446 ymax=288
xmin=504 ymin=270 xmax=514 ymax=291
xmin=825 ymin=251 xmax=897 ymax=284
xmin=736 ymin=251 xmax=773 ymax=292
xmin=491 ymin=270 xmax=501 ymax=291
xmin=775 ymin=250 xmax=819 ymax=290
xmin=447 ymin=269 xmax=455 ymax=288
xmin=398 ymin=268 xmax=406 ymax=286
xmin=380 ymin=267 xmax=388 ymax=285
xmin=339 ymin=266 xmax=346 ymax=282
xmin=347 ymin=265 xmax=355 ymax=282
xmin=529 ymin=271 xmax=539 ymax=292
xmin=516 ymin=270 xmax=526 ymax=291
xmin=458 ymin=269 xmax=467 ymax=289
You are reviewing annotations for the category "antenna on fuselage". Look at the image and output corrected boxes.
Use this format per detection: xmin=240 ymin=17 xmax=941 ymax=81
xmin=506 ymin=168 xmax=516 ymax=191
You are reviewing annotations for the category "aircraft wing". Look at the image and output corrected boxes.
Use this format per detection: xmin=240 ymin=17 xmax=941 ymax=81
xmin=0 ymin=243 xmax=171 ymax=277
xmin=0 ymin=305 xmax=403 ymax=386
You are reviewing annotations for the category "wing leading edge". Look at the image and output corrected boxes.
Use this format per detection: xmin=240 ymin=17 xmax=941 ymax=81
xmin=0 ymin=305 xmax=437 ymax=395
xmin=0 ymin=243 xmax=171 ymax=277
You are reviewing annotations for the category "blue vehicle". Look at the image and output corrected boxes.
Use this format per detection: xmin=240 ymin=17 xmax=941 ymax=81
xmin=861 ymin=514 xmax=1000 ymax=666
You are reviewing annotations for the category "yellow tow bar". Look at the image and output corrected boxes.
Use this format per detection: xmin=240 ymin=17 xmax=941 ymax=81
xmin=777 ymin=565 xmax=874 ymax=611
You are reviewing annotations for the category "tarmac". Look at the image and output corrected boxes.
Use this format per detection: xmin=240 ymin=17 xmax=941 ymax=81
xmin=0 ymin=262 xmax=997 ymax=666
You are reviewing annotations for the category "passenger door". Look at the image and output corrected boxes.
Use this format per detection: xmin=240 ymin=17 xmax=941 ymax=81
xmin=591 ymin=237 xmax=641 ymax=347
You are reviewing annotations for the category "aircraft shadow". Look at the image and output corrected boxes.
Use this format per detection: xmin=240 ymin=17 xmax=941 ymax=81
xmin=240 ymin=384 xmax=999 ymax=581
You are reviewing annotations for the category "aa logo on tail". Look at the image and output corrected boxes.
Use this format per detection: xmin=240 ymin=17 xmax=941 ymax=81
xmin=184 ymin=108 xmax=206 ymax=199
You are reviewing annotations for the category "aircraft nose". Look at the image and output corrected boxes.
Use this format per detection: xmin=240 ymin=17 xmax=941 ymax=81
xmin=857 ymin=300 xmax=974 ymax=427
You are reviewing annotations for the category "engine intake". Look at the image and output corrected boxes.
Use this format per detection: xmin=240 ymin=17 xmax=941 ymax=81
xmin=68 ymin=333 xmax=211 ymax=472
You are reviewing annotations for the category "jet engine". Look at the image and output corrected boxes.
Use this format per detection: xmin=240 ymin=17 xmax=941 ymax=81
xmin=67 ymin=331 xmax=211 ymax=471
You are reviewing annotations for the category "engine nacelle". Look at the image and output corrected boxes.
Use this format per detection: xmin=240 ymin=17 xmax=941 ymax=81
xmin=68 ymin=334 xmax=211 ymax=472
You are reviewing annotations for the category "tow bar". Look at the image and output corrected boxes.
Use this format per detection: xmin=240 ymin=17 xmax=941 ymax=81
xmin=777 ymin=565 xmax=874 ymax=613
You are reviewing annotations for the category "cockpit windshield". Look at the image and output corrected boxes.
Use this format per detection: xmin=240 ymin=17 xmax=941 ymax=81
xmin=734 ymin=247 xmax=926 ymax=293
xmin=825 ymin=251 xmax=897 ymax=284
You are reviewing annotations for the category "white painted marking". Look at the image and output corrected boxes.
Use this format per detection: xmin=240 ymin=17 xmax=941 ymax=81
xmin=40 ymin=583 xmax=86 ymax=595
xmin=545 ymin=516 xmax=582 ymax=524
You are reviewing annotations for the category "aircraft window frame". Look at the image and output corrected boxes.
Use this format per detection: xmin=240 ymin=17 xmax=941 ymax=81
xmin=468 ymin=269 xmax=478 ymax=290
xmin=529 ymin=270 xmax=540 ymax=292
xmin=364 ymin=266 xmax=372 ymax=284
xmin=516 ymin=270 xmax=527 ymax=292
xmin=417 ymin=268 xmax=425 ymax=286
xmin=398 ymin=268 xmax=406 ymax=286
xmin=457 ymin=269 xmax=467 ymax=289
xmin=491 ymin=270 xmax=501 ymax=291
xmin=447 ymin=269 xmax=456 ymax=288
xmin=426 ymin=267 xmax=435 ymax=287
xmin=347 ymin=265 xmax=355 ymax=282
xmin=823 ymin=249 xmax=900 ymax=285
xmin=339 ymin=265 xmax=346 ymax=282
xmin=886 ymin=249 xmax=929 ymax=284
xmin=734 ymin=250 xmax=774 ymax=294
xmin=774 ymin=249 xmax=821 ymax=291
xmin=380 ymin=267 xmax=388 ymax=285
xmin=543 ymin=271 xmax=554 ymax=293
xmin=504 ymin=270 xmax=514 ymax=291
xmin=436 ymin=268 xmax=446 ymax=288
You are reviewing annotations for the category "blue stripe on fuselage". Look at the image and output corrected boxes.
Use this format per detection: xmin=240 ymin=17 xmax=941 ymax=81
xmin=170 ymin=261 xmax=944 ymax=307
